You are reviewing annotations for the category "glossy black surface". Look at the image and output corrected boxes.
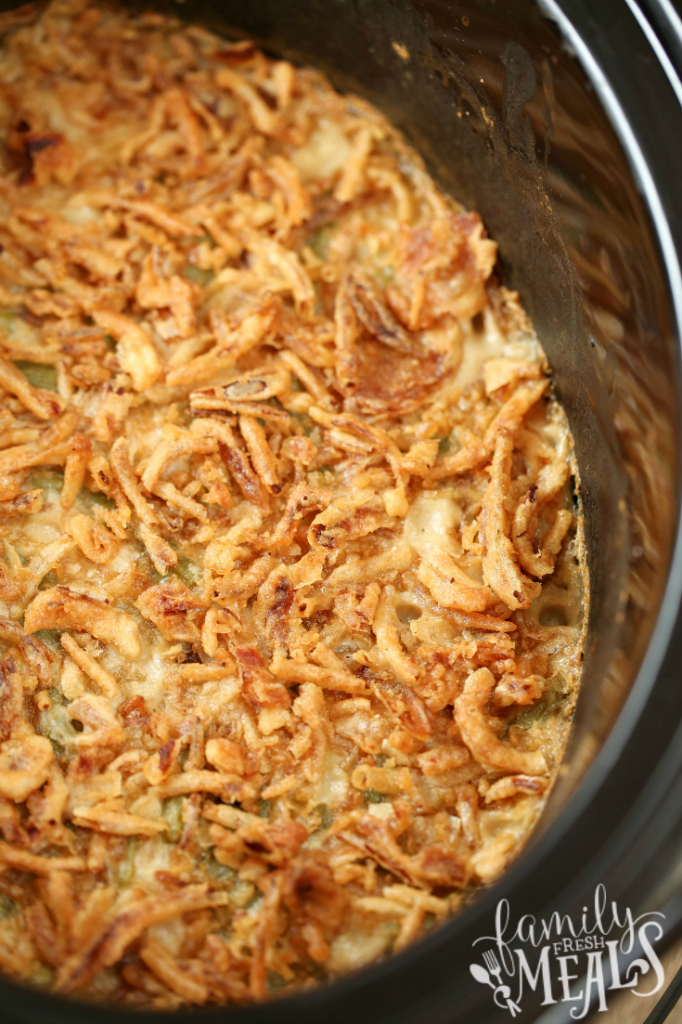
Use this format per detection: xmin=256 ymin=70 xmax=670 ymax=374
xmin=0 ymin=1 xmax=681 ymax=1021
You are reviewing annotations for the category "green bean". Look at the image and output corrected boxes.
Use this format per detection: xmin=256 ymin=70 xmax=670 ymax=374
xmin=39 ymin=704 xmax=77 ymax=758
xmin=162 ymin=796 xmax=184 ymax=843
xmin=79 ymin=489 xmax=115 ymax=513
xmin=204 ymin=854 xmax=237 ymax=885
xmin=266 ymin=971 xmax=287 ymax=993
xmin=257 ymin=798 xmax=272 ymax=819
xmin=118 ymin=836 xmax=138 ymax=885
xmin=307 ymin=225 xmax=334 ymax=259
xmin=185 ymin=233 xmax=216 ymax=249
xmin=513 ymin=685 xmax=567 ymax=729
xmin=166 ymin=556 xmax=202 ymax=589
xmin=0 ymin=309 xmax=19 ymax=333
xmin=313 ymin=803 xmax=334 ymax=831
xmin=0 ymin=895 xmax=16 ymax=920
xmin=12 ymin=360 xmax=58 ymax=393
xmin=38 ymin=571 xmax=59 ymax=592
xmin=31 ymin=965 xmax=54 ymax=987
xmin=28 ymin=470 xmax=64 ymax=493
xmin=363 ymin=788 xmax=385 ymax=804
xmin=36 ymin=631 xmax=62 ymax=650
xmin=183 ymin=265 xmax=215 ymax=287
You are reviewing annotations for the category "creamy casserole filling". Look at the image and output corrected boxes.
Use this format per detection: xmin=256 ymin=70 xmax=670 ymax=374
xmin=0 ymin=0 xmax=586 ymax=1007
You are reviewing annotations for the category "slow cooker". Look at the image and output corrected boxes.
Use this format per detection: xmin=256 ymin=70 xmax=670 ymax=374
xmin=2 ymin=0 xmax=682 ymax=1021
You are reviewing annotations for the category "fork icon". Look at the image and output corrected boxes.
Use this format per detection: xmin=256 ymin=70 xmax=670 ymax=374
xmin=482 ymin=950 xmax=522 ymax=1017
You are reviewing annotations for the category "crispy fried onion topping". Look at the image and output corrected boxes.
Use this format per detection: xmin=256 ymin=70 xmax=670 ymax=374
xmin=0 ymin=4 xmax=584 ymax=1010
xmin=25 ymin=587 xmax=141 ymax=658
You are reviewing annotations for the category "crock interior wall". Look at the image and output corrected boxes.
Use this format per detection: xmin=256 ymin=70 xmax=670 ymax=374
xmin=83 ymin=0 xmax=679 ymax=819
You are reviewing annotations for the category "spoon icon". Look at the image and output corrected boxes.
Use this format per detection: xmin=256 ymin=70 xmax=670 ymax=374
xmin=470 ymin=963 xmax=496 ymax=990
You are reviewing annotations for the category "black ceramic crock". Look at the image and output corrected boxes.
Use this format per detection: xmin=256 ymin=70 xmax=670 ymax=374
xmin=2 ymin=0 xmax=682 ymax=1021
